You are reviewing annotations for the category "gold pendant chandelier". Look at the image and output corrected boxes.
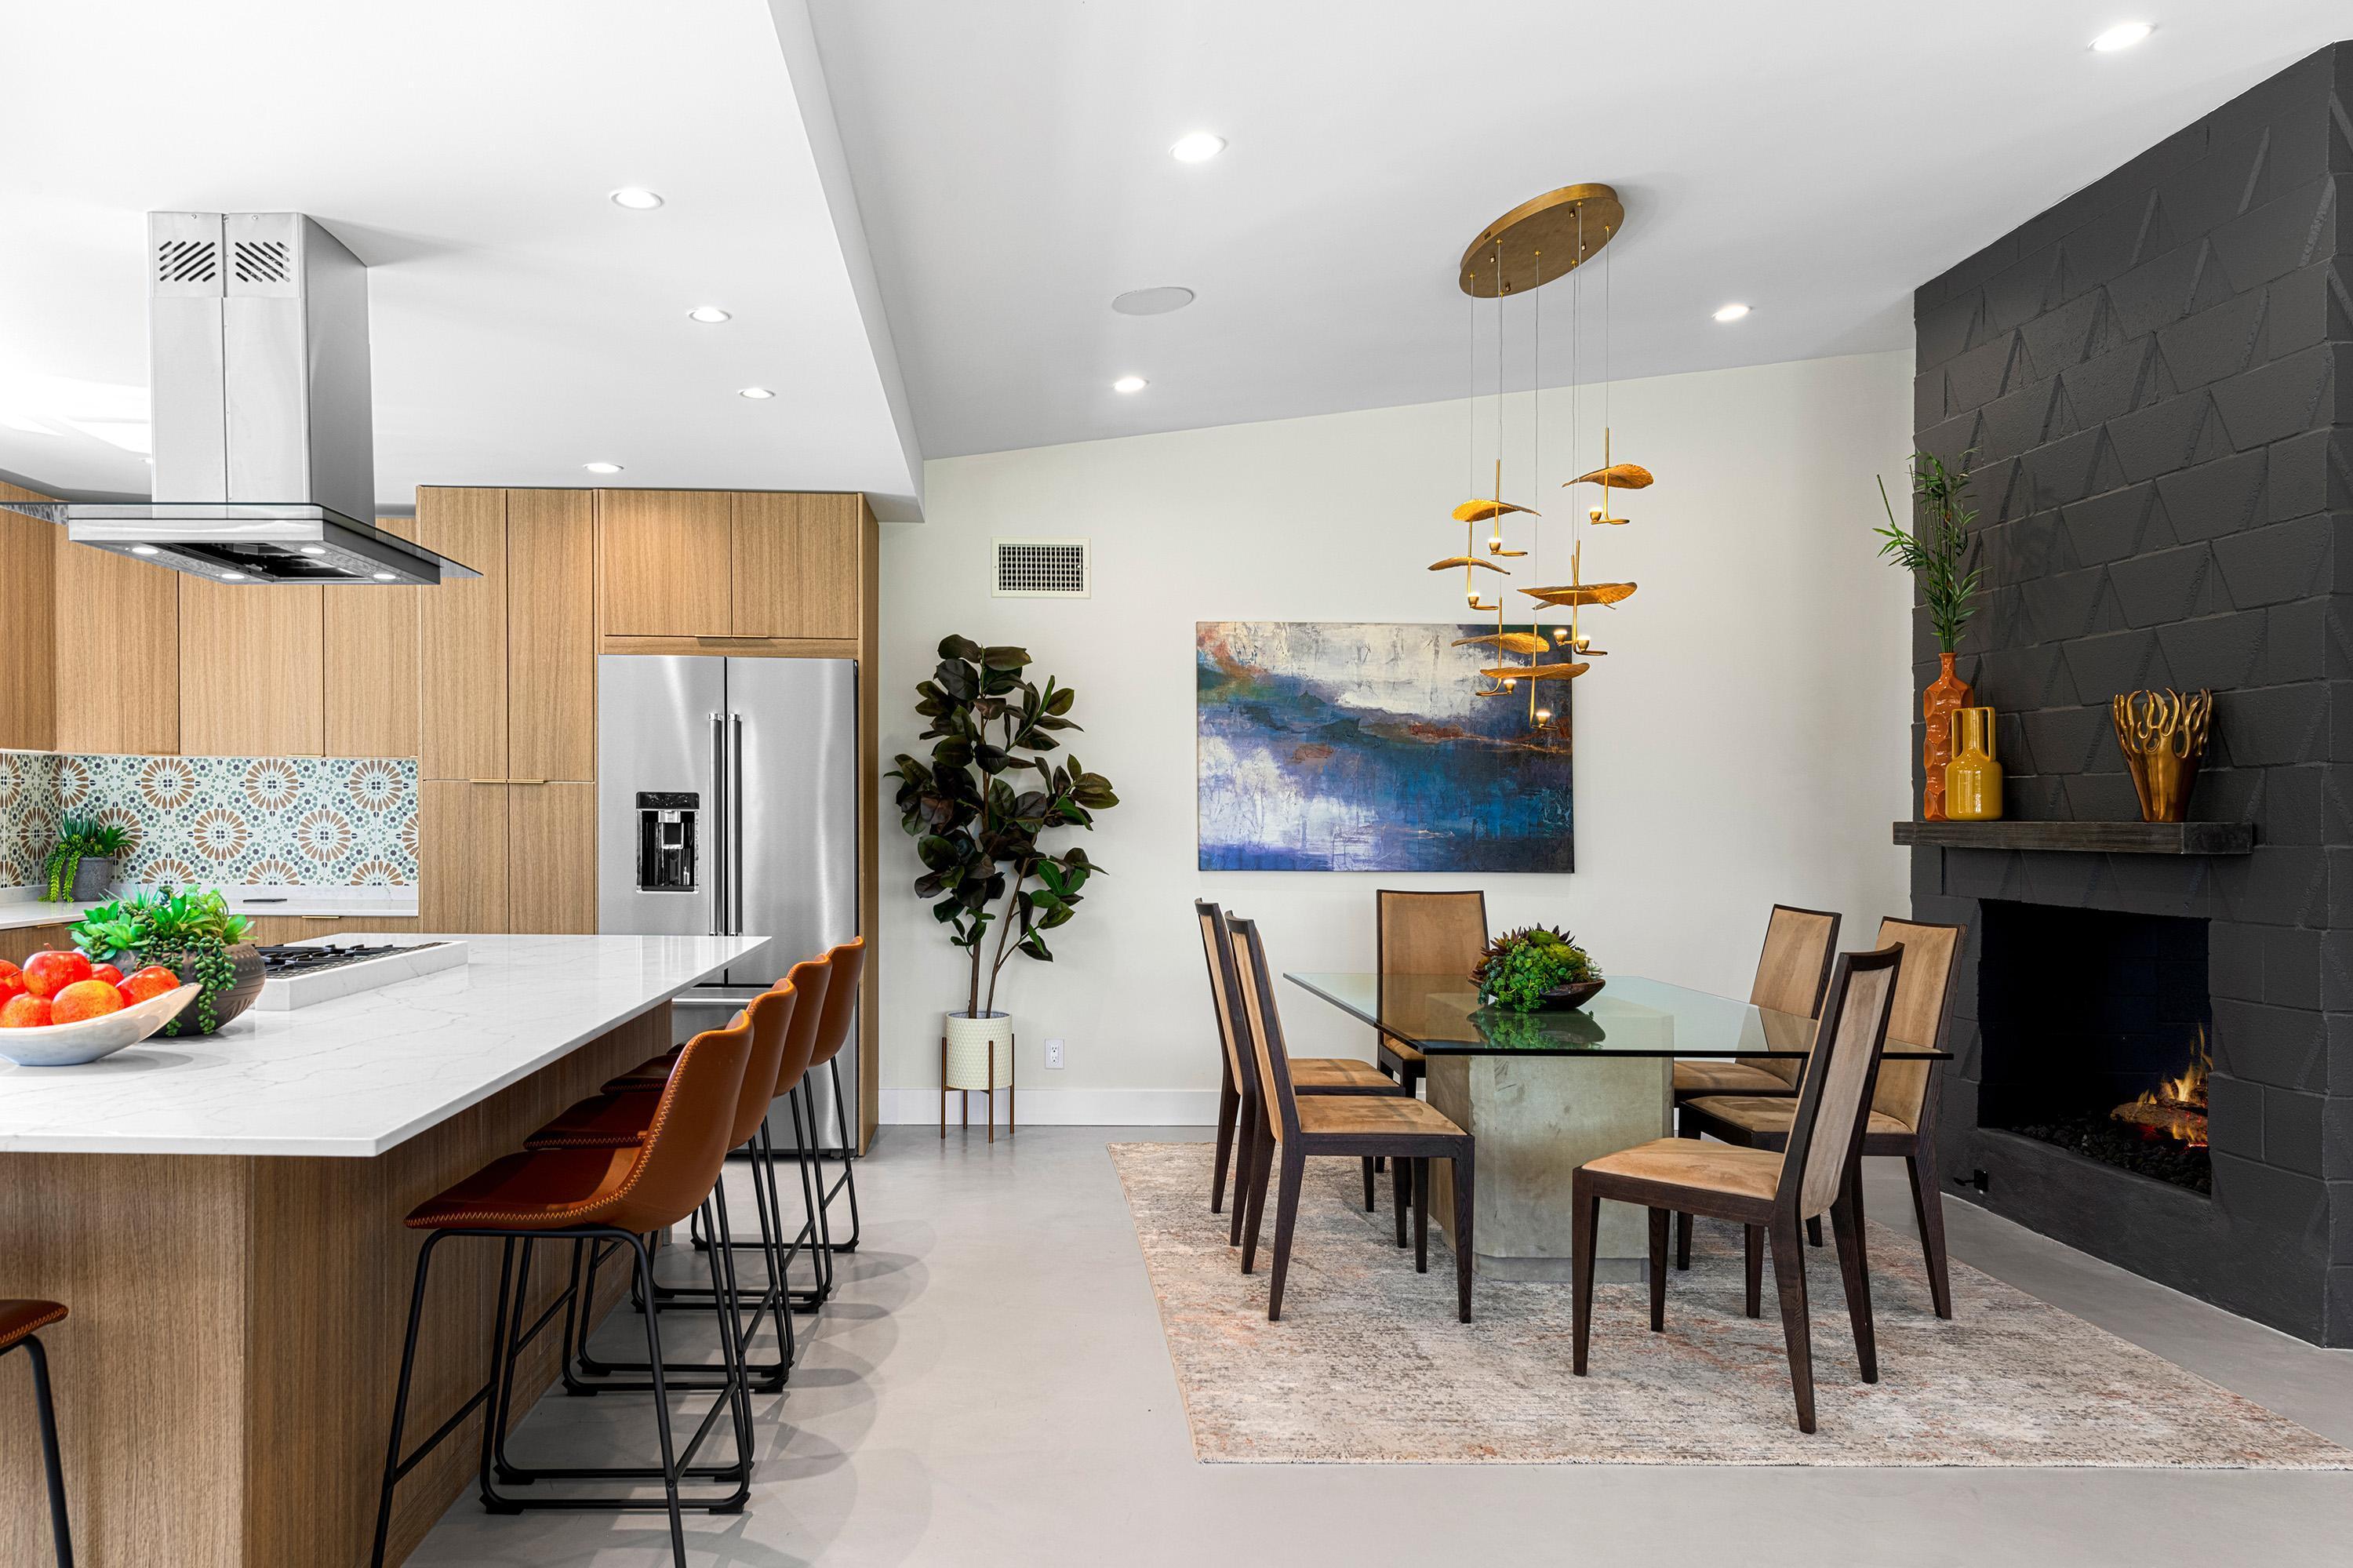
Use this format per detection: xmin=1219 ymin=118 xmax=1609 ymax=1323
xmin=1432 ymin=183 xmax=1652 ymax=736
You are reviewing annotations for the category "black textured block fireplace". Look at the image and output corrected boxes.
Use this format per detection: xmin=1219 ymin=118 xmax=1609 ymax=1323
xmin=1906 ymin=43 xmax=2351 ymax=1344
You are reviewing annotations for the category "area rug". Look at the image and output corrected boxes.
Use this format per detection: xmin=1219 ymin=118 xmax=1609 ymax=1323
xmin=1110 ymin=1142 xmax=2351 ymax=1468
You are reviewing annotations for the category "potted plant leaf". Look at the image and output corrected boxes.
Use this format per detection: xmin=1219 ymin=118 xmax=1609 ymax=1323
xmin=43 ymin=817 xmax=129 ymax=903
xmin=888 ymin=636 xmax=1118 ymax=1104
xmin=1876 ymin=450 xmax=1983 ymax=820
xmin=71 ymin=887 xmax=264 ymax=1037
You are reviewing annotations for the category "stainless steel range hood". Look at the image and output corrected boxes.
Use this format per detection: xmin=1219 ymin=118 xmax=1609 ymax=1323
xmin=0 ymin=213 xmax=475 ymax=586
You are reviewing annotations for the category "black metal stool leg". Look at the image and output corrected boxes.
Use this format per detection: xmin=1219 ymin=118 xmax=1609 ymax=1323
xmin=795 ymin=1081 xmax=837 ymax=1298
xmin=370 ymin=1230 xmax=449 ymax=1568
xmin=22 ymin=1336 xmax=74 ymax=1568
xmin=818 ymin=1055 xmax=863 ymax=1252
xmin=634 ymin=1231 xmax=689 ymax=1566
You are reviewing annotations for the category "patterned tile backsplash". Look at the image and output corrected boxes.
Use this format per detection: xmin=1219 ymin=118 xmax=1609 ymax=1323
xmin=0 ymin=750 xmax=418 ymax=892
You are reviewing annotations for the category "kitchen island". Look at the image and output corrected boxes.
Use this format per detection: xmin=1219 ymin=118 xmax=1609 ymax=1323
xmin=0 ymin=931 xmax=769 ymax=1568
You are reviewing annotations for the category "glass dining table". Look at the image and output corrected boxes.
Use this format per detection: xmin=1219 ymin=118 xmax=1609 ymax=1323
xmin=1285 ymin=972 xmax=1948 ymax=1282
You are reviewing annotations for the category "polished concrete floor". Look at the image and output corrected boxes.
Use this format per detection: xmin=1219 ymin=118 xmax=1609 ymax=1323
xmin=409 ymin=1125 xmax=2353 ymax=1568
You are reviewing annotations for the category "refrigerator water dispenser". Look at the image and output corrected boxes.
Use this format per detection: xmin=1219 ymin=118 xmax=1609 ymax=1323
xmin=635 ymin=791 xmax=699 ymax=892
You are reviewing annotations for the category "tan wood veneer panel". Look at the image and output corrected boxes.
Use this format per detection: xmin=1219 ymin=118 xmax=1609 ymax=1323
xmin=324 ymin=518 xmax=423 ymax=759
xmin=0 ymin=482 xmax=56 ymax=752
xmin=416 ymin=489 xmax=508 ymax=781
xmin=419 ymin=780 xmax=508 ymax=932
xmin=596 ymin=489 xmax=732 ymax=637
xmin=505 ymin=490 xmax=595 ymax=782
xmin=507 ymin=782 xmax=596 ymax=933
xmin=733 ymin=491 xmax=860 ymax=639
xmin=179 ymin=580 xmax=325 ymax=756
xmin=53 ymin=540 xmax=180 ymax=755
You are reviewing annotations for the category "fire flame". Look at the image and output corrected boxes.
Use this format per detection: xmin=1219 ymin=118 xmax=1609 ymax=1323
xmin=2110 ymin=1026 xmax=2209 ymax=1148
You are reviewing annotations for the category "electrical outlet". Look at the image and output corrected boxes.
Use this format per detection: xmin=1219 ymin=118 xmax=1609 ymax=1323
xmin=1045 ymin=1038 xmax=1065 ymax=1070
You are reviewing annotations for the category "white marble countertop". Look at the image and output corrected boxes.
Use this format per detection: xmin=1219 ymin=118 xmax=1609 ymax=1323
xmin=0 ymin=897 xmax=102 ymax=933
xmin=0 ymin=932 xmax=770 ymax=1157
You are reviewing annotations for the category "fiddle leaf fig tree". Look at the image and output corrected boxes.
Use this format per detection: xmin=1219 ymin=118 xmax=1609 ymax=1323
xmin=889 ymin=635 xmax=1119 ymax=1019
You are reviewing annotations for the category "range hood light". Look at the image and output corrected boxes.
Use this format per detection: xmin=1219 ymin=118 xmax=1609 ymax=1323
xmin=298 ymin=544 xmax=326 ymax=556
xmin=130 ymin=544 xmax=158 ymax=556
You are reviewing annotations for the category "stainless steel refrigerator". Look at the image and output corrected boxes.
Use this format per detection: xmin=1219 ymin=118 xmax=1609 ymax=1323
xmin=598 ymin=655 xmax=859 ymax=1148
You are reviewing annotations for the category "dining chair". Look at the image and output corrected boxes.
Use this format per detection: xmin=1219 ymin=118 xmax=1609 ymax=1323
xmin=1671 ymin=903 xmax=1839 ymax=1103
xmin=1374 ymin=890 xmax=1488 ymax=1098
xmin=1675 ymin=918 xmax=1964 ymax=1316
xmin=2 ymin=1298 xmax=73 ymax=1567
xmin=1225 ymin=915 xmax=1477 ymax=1322
xmin=1196 ymin=901 xmax=1402 ymax=1222
xmin=1573 ymin=944 xmax=1903 ymax=1433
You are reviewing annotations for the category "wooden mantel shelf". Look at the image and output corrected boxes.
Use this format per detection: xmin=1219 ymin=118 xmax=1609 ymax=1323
xmin=1893 ymin=820 xmax=2255 ymax=855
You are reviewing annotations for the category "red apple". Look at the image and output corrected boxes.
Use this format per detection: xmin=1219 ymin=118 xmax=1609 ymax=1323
xmin=23 ymin=949 xmax=92 ymax=999
xmin=51 ymin=979 xmax=125 ymax=1024
xmin=89 ymin=962 xmax=123 ymax=987
xmin=121 ymin=966 xmax=181 ymax=1004
xmin=0 ymin=994 xmax=53 ymax=1028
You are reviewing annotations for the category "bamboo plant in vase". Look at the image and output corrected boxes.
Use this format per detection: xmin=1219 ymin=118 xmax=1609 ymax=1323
xmin=1876 ymin=451 xmax=1983 ymax=820
xmin=889 ymin=636 xmax=1118 ymax=1135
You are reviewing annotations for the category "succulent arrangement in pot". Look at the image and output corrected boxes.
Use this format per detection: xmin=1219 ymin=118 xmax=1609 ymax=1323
xmin=1473 ymin=925 xmax=1604 ymax=1013
xmin=71 ymin=888 xmax=264 ymax=1038
xmin=888 ymin=636 xmax=1118 ymax=1093
xmin=42 ymin=817 xmax=129 ymax=903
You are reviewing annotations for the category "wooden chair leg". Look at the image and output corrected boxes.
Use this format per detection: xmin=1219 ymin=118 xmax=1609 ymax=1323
xmin=1675 ymin=1208 xmax=1693 ymax=1271
xmin=1413 ymin=1159 xmax=1430 ymax=1273
xmin=1266 ymin=1148 xmax=1306 ymax=1322
xmin=1828 ymin=1179 xmax=1878 ymax=1384
xmin=1647 ymin=1207 xmax=1668 ymax=1331
xmin=1769 ymin=1213 xmax=1817 ymax=1433
xmin=1744 ymin=1224 xmax=1763 ymax=1318
xmin=1806 ymin=1214 xmax=1824 ymax=1248
xmin=1451 ymin=1147 xmax=1475 ymax=1322
xmin=1362 ymin=1156 xmax=1377 ymax=1213
xmin=1905 ymin=1149 xmax=1955 ymax=1319
xmin=1209 ymin=1076 xmax=1238 ymax=1213
xmin=1227 ymin=1111 xmax=1257 ymax=1249
xmin=1571 ymin=1184 xmax=1598 ymax=1374
xmin=1391 ymin=1154 xmax=1409 ymax=1247
xmin=1239 ymin=1130 xmax=1276 ymax=1273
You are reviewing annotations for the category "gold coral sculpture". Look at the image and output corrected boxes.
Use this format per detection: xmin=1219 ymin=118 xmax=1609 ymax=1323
xmin=1440 ymin=182 xmax=1649 ymax=735
xmin=2111 ymin=689 xmax=2213 ymax=823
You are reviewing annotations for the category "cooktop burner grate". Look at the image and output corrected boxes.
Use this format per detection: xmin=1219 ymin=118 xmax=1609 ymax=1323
xmin=257 ymin=942 xmax=446 ymax=978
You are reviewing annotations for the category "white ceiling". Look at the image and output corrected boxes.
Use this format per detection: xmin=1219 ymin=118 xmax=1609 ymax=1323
xmin=0 ymin=1 xmax=922 ymax=516
xmin=806 ymin=0 xmax=2352 ymax=459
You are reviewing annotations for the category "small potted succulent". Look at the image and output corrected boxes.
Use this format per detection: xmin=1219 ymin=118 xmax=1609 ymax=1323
xmin=71 ymin=888 xmax=264 ymax=1037
xmin=1474 ymin=926 xmax=1604 ymax=1013
xmin=43 ymin=817 xmax=129 ymax=903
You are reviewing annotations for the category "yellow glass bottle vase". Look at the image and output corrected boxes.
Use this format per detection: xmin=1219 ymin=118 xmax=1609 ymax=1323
xmin=1944 ymin=706 xmax=2003 ymax=821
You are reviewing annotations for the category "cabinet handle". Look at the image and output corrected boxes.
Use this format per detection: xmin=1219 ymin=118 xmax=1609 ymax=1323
xmin=467 ymin=778 xmax=549 ymax=785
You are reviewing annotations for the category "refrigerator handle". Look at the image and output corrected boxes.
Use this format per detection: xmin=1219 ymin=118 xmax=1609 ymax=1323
xmin=730 ymin=712 xmax=747 ymax=935
xmin=709 ymin=711 xmax=728 ymax=937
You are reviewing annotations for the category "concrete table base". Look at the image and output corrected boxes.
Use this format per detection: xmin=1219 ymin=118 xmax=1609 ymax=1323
xmin=1427 ymin=1051 xmax=1672 ymax=1284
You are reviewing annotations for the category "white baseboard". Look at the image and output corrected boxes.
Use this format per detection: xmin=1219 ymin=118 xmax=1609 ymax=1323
xmin=876 ymin=1086 xmax=1217 ymax=1126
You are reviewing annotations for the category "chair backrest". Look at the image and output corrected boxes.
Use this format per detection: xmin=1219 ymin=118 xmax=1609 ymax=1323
xmin=772 ymin=955 xmax=831 ymax=1097
xmin=610 ymin=1012 xmax=755 ymax=1231
xmin=1739 ymin=903 xmax=1842 ymax=1085
xmin=1776 ymin=946 xmax=1902 ymax=1221
xmin=809 ymin=937 xmax=866 ymax=1067
xmin=1195 ymin=900 xmax=1250 ymax=1097
xmin=1223 ymin=915 xmax=1300 ymax=1144
xmin=1868 ymin=917 xmax=1963 ymax=1130
xmin=1377 ymin=890 xmax=1488 ymax=977
xmin=729 ymin=982 xmax=800 ymax=1147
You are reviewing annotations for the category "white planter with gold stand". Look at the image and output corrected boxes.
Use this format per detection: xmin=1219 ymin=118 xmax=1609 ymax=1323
xmin=941 ymin=1009 xmax=1015 ymax=1141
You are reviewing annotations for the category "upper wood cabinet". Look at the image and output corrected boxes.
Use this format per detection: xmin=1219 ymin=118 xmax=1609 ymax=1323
xmin=598 ymin=489 xmax=867 ymax=644
xmin=179 ymin=580 xmax=324 ymax=756
xmin=598 ymin=489 xmax=733 ymax=637
xmin=54 ymin=544 xmax=178 ymax=755
xmin=322 ymin=518 xmax=422 ymax=759
xmin=0 ymin=484 xmax=56 ymax=753
xmin=415 ymin=487 xmax=594 ymax=783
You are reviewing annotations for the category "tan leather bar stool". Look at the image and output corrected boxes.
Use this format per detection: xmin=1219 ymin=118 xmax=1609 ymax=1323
xmin=369 ymin=1015 xmax=755 ymax=1568
xmin=2 ymin=1299 xmax=73 ymax=1566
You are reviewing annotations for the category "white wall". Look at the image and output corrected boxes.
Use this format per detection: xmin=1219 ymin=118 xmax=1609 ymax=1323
xmin=875 ymin=351 xmax=1916 ymax=1126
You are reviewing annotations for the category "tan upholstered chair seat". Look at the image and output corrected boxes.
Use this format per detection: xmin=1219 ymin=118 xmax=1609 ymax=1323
xmin=1384 ymin=1039 xmax=1425 ymax=1065
xmin=1580 ymin=1137 xmax=1785 ymax=1205
xmin=1689 ymin=1095 xmax=1912 ymax=1139
xmin=1291 ymin=1094 xmax=1467 ymax=1139
xmin=1293 ymin=1057 xmax=1403 ymax=1092
xmin=1671 ymin=1060 xmax=1793 ymax=1097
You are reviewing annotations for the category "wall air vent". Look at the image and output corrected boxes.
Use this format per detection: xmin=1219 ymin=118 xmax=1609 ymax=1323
xmin=992 ymin=537 xmax=1091 ymax=598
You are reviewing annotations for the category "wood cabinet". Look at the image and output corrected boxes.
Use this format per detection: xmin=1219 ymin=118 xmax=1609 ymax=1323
xmin=416 ymin=488 xmax=593 ymax=784
xmin=322 ymin=519 xmax=422 ymax=759
xmin=598 ymin=489 xmax=867 ymax=645
xmin=53 ymin=544 xmax=179 ymax=755
xmin=418 ymin=780 xmax=592 ymax=935
xmin=597 ymin=489 xmax=732 ymax=637
xmin=178 ymin=580 xmax=325 ymax=756
xmin=0 ymin=482 xmax=56 ymax=752
xmin=733 ymin=492 xmax=861 ymax=639
xmin=0 ymin=924 xmax=70 ymax=968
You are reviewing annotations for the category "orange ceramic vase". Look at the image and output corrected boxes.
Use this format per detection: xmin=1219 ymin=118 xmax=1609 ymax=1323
xmin=1921 ymin=653 xmax=1975 ymax=821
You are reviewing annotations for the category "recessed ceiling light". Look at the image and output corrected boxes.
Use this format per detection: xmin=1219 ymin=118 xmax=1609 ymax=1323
xmin=1170 ymin=132 xmax=1226 ymax=163
xmin=1113 ymin=375 xmax=1148 ymax=394
xmin=298 ymin=545 xmax=327 ymax=556
xmin=739 ymin=387 xmax=776 ymax=400
xmin=687 ymin=306 xmax=732 ymax=323
xmin=2090 ymin=22 xmax=2153 ymax=52
xmin=371 ymin=571 xmax=398 ymax=581
xmin=220 ymin=571 xmax=249 ymax=582
xmin=584 ymin=461 xmax=624 ymax=475
xmin=1111 ymin=286 xmax=1197 ymax=316
xmin=609 ymin=187 xmax=665 ymax=210
xmin=129 ymin=544 xmax=158 ymax=556
xmin=1713 ymin=303 xmax=1751 ymax=322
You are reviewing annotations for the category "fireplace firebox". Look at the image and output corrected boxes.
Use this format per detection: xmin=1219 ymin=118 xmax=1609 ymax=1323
xmin=1974 ymin=901 xmax=2212 ymax=1195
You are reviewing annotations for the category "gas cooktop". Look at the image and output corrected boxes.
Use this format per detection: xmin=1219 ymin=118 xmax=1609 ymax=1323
xmin=257 ymin=942 xmax=445 ymax=977
xmin=254 ymin=940 xmax=469 ymax=1010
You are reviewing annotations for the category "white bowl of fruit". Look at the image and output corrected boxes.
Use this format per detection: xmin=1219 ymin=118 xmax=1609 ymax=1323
xmin=0 ymin=951 xmax=200 ymax=1068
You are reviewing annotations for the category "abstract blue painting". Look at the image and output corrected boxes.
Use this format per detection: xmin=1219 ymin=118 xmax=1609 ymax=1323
xmin=1196 ymin=621 xmax=1574 ymax=873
